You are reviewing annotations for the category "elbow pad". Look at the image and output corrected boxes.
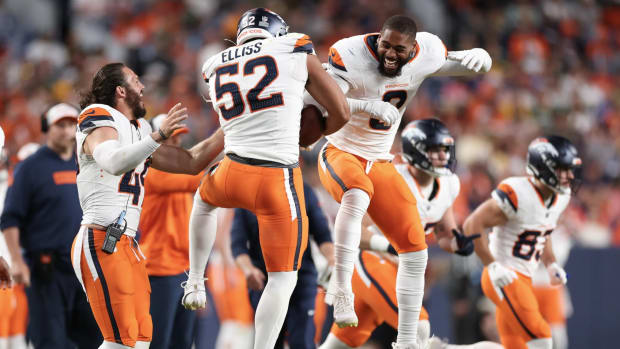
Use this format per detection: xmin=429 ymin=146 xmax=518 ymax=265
xmin=93 ymin=137 xmax=160 ymax=176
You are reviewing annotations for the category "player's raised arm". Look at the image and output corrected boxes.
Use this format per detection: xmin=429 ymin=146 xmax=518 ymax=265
xmin=432 ymin=47 xmax=492 ymax=76
xmin=305 ymin=54 xmax=350 ymax=135
xmin=151 ymin=127 xmax=224 ymax=175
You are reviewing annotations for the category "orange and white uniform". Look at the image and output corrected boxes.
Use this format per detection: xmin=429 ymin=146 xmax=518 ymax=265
xmin=71 ymin=104 xmax=153 ymax=347
xmin=481 ymin=176 xmax=570 ymax=348
xmin=200 ymin=33 xmax=314 ymax=272
xmin=318 ymin=32 xmax=447 ymax=253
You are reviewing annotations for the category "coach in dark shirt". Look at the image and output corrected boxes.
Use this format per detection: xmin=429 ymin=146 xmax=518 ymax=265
xmin=231 ymin=182 xmax=334 ymax=349
xmin=1 ymin=103 xmax=100 ymax=349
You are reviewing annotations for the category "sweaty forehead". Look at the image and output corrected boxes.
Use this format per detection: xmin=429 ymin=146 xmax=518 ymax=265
xmin=379 ymin=29 xmax=415 ymax=46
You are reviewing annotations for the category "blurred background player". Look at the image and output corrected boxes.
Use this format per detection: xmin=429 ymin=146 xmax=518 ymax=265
xmin=317 ymin=14 xmax=491 ymax=348
xmin=137 ymin=114 xmax=202 ymax=349
xmin=1 ymin=103 xmax=101 ymax=349
xmin=464 ymin=136 xmax=581 ymax=349
xmin=320 ymin=119 xmax=498 ymax=349
xmin=181 ymin=8 xmax=350 ymax=349
xmin=72 ymin=62 xmax=223 ymax=349
xmin=231 ymin=181 xmax=334 ymax=349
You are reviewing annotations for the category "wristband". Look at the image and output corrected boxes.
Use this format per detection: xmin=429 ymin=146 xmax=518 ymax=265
xmin=158 ymin=129 xmax=168 ymax=140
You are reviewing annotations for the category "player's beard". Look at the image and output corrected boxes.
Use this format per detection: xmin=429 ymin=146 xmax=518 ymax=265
xmin=378 ymin=52 xmax=408 ymax=77
xmin=126 ymin=87 xmax=146 ymax=119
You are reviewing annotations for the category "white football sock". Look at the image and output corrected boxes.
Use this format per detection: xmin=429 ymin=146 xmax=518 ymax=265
xmin=417 ymin=319 xmax=430 ymax=348
xmin=396 ymin=249 xmax=428 ymax=345
xmin=318 ymin=333 xmax=353 ymax=349
xmin=527 ymin=338 xmax=552 ymax=349
xmin=134 ymin=341 xmax=150 ymax=349
xmin=188 ymin=191 xmax=218 ymax=280
xmin=333 ymin=188 xmax=370 ymax=293
xmin=253 ymin=271 xmax=298 ymax=349
xmin=7 ymin=335 xmax=27 ymax=349
xmin=551 ymin=324 xmax=568 ymax=349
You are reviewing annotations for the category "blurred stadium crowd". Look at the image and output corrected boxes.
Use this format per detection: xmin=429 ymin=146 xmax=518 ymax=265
xmin=0 ymin=0 xmax=618 ymax=243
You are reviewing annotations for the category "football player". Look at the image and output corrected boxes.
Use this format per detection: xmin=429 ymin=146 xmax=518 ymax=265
xmin=317 ymin=14 xmax=492 ymax=348
xmin=71 ymin=63 xmax=224 ymax=349
xmin=463 ymin=136 xmax=581 ymax=349
xmin=320 ymin=119 xmax=501 ymax=349
xmin=181 ymin=8 xmax=352 ymax=349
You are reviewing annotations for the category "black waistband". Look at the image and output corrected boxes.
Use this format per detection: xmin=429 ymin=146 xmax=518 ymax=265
xmin=227 ymin=153 xmax=298 ymax=168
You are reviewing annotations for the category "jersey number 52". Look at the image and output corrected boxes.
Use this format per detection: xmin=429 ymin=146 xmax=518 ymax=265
xmin=215 ymin=56 xmax=284 ymax=120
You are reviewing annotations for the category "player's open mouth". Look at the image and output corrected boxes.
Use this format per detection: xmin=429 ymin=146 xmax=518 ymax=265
xmin=384 ymin=57 xmax=398 ymax=70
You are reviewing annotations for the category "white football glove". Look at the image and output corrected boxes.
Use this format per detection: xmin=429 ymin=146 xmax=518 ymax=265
xmin=488 ymin=261 xmax=517 ymax=288
xmin=547 ymin=262 xmax=567 ymax=285
xmin=448 ymin=48 xmax=492 ymax=73
xmin=181 ymin=275 xmax=207 ymax=310
xmin=364 ymin=100 xmax=400 ymax=127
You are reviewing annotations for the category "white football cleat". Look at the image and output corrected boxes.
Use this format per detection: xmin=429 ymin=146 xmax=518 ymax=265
xmin=332 ymin=290 xmax=358 ymax=328
xmin=427 ymin=336 xmax=448 ymax=349
xmin=181 ymin=276 xmax=207 ymax=310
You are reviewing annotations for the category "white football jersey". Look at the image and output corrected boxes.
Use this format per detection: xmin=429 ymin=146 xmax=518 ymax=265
xmin=490 ymin=176 xmax=571 ymax=277
xmin=395 ymin=164 xmax=459 ymax=235
xmin=76 ymin=104 xmax=152 ymax=236
xmin=325 ymin=32 xmax=447 ymax=161
xmin=202 ymin=33 xmax=314 ymax=165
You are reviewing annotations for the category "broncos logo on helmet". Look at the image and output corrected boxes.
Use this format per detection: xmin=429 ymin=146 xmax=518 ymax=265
xmin=401 ymin=118 xmax=456 ymax=177
xmin=236 ymin=8 xmax=289 ymax=45
xmin=526 ymin=135 xmax=582 ymax=195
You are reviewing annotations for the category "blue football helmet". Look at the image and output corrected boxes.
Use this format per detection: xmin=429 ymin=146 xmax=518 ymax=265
xmin=401 ymin=118 xmax=456 ymax=177
xmin=236 ymin=8 xmax=288 ymax=45
xmin=526 ymin=135 xmax=582 ymax=195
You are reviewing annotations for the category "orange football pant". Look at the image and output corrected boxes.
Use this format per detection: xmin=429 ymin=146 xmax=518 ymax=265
xmin=72 ymin=228 xmax=151 ymax=347
xmin=199 ymin=155 xmax=308 ymax=272
xmin=318 ymin=144 xmax=426 ymax=253
xmin=481 ymin=267 xmax=551 ymax=349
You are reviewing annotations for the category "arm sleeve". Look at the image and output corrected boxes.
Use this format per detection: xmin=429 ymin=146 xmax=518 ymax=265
xmin=230 ymin=209 xmax=251 ymax=258
xmin=305 ymin=185 xmax=332 ymax=245
xmin=0 ymin=163 xmax=31 ymax=230
xmin=93 ymin=137 xmax=160 ymax=176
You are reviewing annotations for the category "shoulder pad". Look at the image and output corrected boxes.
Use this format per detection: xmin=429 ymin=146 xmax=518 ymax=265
xmin=78 ymin=105 xmax=115 ymax=133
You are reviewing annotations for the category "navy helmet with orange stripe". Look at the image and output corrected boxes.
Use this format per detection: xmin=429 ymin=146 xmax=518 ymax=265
xmin=527 ymin=136 xmax=582 ymax=195
xmin=236 ymin=8 xmax=288 ymax=45
xmin=401 ymin=118 xmax=456 ymax=177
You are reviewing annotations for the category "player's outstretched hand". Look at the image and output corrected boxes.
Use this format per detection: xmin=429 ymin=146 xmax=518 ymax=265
xmin=452 ymin=229 xmax=480 ymax=256
xmin=366 ymin=100 xmax=400 ymax=126
xmin=448 ymin=48 xmax=492 ymax=73
xmin=547 ymin=262 xmax=568 ymax=285
xmin=160 ymin=103 xmax=189 ymax=139
xmin=488 ymin=261 xmax=517 ymax=288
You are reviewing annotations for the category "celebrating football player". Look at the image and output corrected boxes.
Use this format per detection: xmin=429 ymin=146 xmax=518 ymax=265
xmin=317 ymin=14 xmax=491 ymax=348
xmin=181 ymin=8 xmax=351 ymax=349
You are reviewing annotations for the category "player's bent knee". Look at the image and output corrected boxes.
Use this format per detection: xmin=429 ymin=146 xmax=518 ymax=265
xmin=193 ymin=190 xmax=218 ymax=213
xmin=137 ymin=314 xmax=153 ymax=342
xmin=527 ymin=337 xmax=552 ymax=349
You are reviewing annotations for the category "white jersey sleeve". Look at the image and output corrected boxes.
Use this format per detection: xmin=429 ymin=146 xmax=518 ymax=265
xmin=489 ymin=176 xmax=571 ymax=277
xmin=202 ymin=33 xmax=312 ymax=165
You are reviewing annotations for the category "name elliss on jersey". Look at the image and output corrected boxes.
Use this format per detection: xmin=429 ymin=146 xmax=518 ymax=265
xmin=221 ymin=42 xmax=263 ymax=63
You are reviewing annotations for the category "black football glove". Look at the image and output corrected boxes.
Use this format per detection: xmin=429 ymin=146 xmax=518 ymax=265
xmin=452 ymin=229 xmax=480 ymax=256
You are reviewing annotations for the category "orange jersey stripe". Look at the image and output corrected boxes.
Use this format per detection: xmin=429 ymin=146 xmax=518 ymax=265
xmin=497 ymin=183 xmax=519 ymax=211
